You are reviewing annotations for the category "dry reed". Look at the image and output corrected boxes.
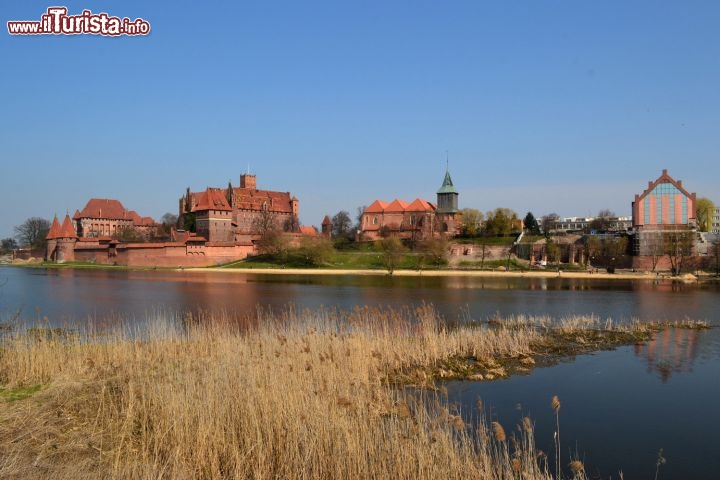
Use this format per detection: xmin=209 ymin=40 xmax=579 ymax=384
xmin=0 ymin=306 xmax=696 ymax=479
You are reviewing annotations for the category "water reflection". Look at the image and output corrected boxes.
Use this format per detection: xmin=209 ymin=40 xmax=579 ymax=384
xmin=634 ymin=328 xmax=699 ymax=382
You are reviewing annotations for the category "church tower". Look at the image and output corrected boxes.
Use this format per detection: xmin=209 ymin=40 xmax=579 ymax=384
xmin=436 ymin=168 xmax=459 ymax=213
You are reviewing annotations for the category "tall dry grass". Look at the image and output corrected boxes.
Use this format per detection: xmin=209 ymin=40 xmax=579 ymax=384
xmin=0 ymin=305 xmax=687 ymax=479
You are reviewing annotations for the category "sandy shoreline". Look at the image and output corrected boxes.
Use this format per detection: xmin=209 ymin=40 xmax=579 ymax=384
xmin=186 ymin=266 xmax=697 ymax=281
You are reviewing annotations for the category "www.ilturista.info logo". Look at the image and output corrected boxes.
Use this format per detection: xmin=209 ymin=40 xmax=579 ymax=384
xmin=7 ymin=7 xmax=150 ymax=36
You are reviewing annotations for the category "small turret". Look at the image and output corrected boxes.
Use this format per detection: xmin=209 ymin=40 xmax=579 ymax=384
xmin=321 ymin=215 xmax=332 ymax=238
xmin=46 ymin=214 xmax=77 ymax=262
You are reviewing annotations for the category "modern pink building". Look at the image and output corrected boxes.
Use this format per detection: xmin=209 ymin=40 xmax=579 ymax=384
xmin=632 ymin=169 xmax=696 ymax=229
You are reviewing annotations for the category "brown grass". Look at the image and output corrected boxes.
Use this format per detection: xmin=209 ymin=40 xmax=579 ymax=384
xmin=0 ymin=306 xmax=703 ymax=479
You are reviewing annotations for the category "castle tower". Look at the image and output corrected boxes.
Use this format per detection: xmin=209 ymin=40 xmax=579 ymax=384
xmin=240 ymin=173 xmax=257 ymax=190
xmin=56 ymin=214 xmax=78 ymax=262
xmin=46 ymin=214 xmax=77 ymax=262
xmin=436 ymin=168 xmax=459 ymax=213
xmin=45 ymin=215 xmax=61 ymax=261
xmin=321 ymin=215 xmax=332 ymax=238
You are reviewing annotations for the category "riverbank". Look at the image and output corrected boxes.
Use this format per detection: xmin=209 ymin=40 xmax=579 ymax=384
xmin=0 ymin=306 xmax=709 ymax=479
xmin=192 ymin=265 xmax=704 ymax=282
xmin=4 ymin=261 xmax=714 ymax=283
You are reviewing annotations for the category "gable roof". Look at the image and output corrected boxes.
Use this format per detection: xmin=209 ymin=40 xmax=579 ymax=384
xmin=191 ymin=188 xmax=232 ymax=212
xmin=406 ymin=198 xmax=435 ymax=212
xmin=635 ymin=169 xmax=695 ymax=202
xmin=75 ymin=198 xmax=130 ymax=220
xmin=385 ymin=199 xmax=409 ymax=213
xmin=363 ymin=198 xmax=435 ymax=215
xmin=364 ymin=200 xmax=388 ymax=214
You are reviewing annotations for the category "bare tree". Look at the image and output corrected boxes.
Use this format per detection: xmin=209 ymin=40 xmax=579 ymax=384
xmin=331 ymin=211 xmax=353 ymax=239
xmin=283 ymin=215 xmax=300 ymax=233
xmin=379 ymin=237 xmax=405 ymax=274
xmin=417 ymin=237 xmax=448 ymax=268
xmin=646 ymin=231 xmax=665 ymax=272
xmin=710 ymin=239 xmax=720 ymax=276
xmin=541 ymin=213 xmax=560 ymax=235
xmin=14 ymin=217 xmax=50 ymax=249
xmin=251 ymin=210 xmax=279 ymax=236
xmin=1 ymin=238 xmax=18 ymax=254
xmin=665 ymin=230 xmax=694 ymax=275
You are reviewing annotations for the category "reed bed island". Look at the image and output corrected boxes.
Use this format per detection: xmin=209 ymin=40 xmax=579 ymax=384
xmin=0 ymin=306 xmax=708 ymax=479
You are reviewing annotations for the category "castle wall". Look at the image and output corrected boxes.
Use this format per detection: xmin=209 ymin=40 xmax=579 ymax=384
xmin=73 ymin=242 xmax=254 ymax=267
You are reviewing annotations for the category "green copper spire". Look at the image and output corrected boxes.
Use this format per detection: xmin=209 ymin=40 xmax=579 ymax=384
xmin=437 ymin=169 xmax=458 ymax=194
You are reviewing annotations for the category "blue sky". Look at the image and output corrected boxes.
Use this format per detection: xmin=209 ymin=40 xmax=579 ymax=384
xmin=2 ymin=1 xmax=719 ymax=239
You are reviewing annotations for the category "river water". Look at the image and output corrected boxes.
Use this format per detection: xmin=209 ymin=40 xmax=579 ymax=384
xmin=1 ymin=267 xmax=718 ymax=479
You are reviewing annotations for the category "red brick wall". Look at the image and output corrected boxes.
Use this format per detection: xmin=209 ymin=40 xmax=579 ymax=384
xmin=73 ymin=243 xmax=254 ymax=267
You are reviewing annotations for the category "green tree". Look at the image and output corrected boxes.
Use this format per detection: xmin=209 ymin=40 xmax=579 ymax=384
xmin=484 ymin=208 xmax=519 ymax=236
xmin=379 ymin=237 xmax=406 ymax=274
xmin=182 ymin=212 xmax=196 ymax=232
xmin=296 ymin=237 xmax=334 ymax=266
xmin=460 ymin=208 xmax=484 ymax=237
xmin=523 ymin=212 xmax=541 ymax=235
xmin=696 ymin=198 xmax=715 ymax=232
xmin=14 ymin=217 xmax=50 ymax=249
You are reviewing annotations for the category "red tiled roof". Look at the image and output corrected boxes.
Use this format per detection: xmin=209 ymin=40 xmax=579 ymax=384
xmin=406 ymin=198 xmax=435 ymax=213
xmin=191 ymin=188 xmax=232 ymax=212
xmin=46 ymin=216 xmax=62 ymax=240
xmin=300 ymin=226 xmax=318 ymax=236
xmin=385 ymin=199 xmax=409 ymax=213
xmin=59 ymin=214 xmax=77 ymax=238
xmin=75 ymin=198 xmax=155 ymax=226
xmin=364 ymin=200 xmax=388 ymax=213
xmin=75 ymin=198 xmax=130 ymax=220
xmin=364 ymin=198 xmax=435 ymax=215
xmin=322 ymin=215 xmax=332 ymax=225
xmin=231 ymin=188 xmax=294 ymax=213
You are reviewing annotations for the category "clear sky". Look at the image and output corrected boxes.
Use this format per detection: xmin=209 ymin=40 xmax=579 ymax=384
xmin=2 ymin=1 xmax=719 ymax=239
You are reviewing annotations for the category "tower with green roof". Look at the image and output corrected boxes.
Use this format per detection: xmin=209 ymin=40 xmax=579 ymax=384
xmin=436 ymin=169 xmax=459 ymax=213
